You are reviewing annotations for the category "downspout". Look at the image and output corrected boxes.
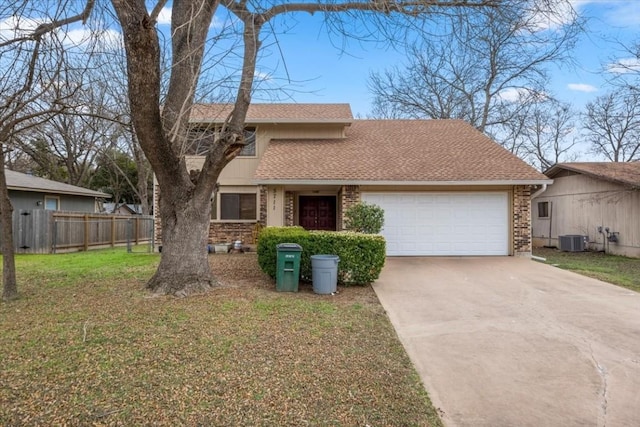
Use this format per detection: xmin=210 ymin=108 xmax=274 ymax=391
xmin=530 ymin=184 xmax=550 ymax=247
xmin=547 ymin=202 xmax=553 ymax=247
xmin=530 ymin=183 xmax=548 ymax=199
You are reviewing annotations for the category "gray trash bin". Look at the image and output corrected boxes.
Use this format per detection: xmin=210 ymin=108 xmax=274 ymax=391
xmin=311 ymin=254 xmax=340 ymax=294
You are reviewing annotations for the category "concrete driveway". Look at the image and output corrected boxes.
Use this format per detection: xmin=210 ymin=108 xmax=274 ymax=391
xmin=373 ymin=257 xmax=640 ymax=427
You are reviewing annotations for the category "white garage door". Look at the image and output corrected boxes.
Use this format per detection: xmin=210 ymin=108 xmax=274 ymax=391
xmin=361 ymin=192 xmax=509 ymax=256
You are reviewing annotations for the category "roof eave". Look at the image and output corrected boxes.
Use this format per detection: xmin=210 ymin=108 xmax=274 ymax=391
xmin=253 ymin=179 xmax=553 ymax=186
xmin=191 ymin=118 xmax=353 ymax=125
xmin=545 ymin=164 xmax=640 ymax=187
xmin=8 ymin=186 xmax=111 ymax=198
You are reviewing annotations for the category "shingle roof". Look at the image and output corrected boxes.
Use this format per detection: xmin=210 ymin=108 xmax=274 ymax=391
xmin=545 ymin=162 xmax=640 ymax=187
xmin=254 ymin=119 xmax=549 ymax=184
xmin=190 ymin=103 xmax=353 ymax=124
xmin=6 ymin=170 xmax=110 ymax=198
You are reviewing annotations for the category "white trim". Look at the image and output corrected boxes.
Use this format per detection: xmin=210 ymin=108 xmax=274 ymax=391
xmin=254 ymin=179 xmax=552 ymax=186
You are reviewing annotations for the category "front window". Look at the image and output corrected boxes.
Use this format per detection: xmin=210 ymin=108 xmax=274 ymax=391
xmin=538 ymin=201 xmax=549 ymax=218
xmin=220 ymin=193 xmax=256 ymax=220
xmin=45 ymin=196 xmax=59 ymax=211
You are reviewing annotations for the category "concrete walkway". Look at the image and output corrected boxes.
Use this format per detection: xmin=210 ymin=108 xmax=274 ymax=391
xmin=373 ymin=257 xmax=640 ymax=427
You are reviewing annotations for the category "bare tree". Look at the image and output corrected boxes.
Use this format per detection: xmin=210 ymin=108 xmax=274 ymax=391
xmin=369 ymin=1 xmax=580 ymax=141
xmin=106 ymin=0 xmax=505 ymax=296
xmin=0 ymin=1 xmax=95 ymax=301
xmin=583 ymin=86 xmax=640 ymax=162
xmin=507 ymin=98 xmax=577 ymax=170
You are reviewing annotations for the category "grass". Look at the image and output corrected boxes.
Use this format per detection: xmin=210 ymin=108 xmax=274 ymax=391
xmin=0 ymin=249 xmax=442 ymax=426
xmin=533 ymin=247 xmax=640 ymax=293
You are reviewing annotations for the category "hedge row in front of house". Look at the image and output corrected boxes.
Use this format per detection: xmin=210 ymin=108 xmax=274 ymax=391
xmin=257 ymin=226 xmax=386 ymax=286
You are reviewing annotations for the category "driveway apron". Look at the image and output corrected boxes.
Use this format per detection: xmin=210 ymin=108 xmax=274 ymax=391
xmin=373 ymin=257 xmax=640 ymax=427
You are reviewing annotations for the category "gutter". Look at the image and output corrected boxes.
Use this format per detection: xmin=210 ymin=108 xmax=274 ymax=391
xmin=253 ymin=179 xmax=553 ymax=186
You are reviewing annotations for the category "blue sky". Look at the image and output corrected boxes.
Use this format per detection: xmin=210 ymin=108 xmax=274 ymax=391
xmin=186 ymin=0 xmax=640 ymax=117
xmin=3 ymin=1 xmax=638 ymax=122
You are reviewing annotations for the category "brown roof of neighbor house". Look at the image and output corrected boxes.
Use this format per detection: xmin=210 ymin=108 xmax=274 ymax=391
xmin=189 ymin=103 xmax=353 ymax=124
xmin=545 ymin=162 xmax=640 ymax=187
xmin=254 ymin=119 xmax=549 ymax=184
xmin=6 ymin=170 xmax=110 ymax=198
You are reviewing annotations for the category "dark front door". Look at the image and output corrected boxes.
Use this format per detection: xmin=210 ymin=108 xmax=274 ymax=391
xmin=299 ymin=196 xmax=337 ymax=231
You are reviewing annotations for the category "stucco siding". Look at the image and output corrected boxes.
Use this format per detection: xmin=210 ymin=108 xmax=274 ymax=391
xmin=532 ymin=174 xmax=640 ymax=257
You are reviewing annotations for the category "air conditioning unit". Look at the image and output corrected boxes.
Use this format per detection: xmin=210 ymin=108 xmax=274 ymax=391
xmin=559 ymin=235 xmax=586 ymax=252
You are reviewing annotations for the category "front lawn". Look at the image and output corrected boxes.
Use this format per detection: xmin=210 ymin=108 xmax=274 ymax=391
xmin=533 ymin=247 xmax=640 ymax=293
xmin=0 ymin=249 xmax=441 ymax=426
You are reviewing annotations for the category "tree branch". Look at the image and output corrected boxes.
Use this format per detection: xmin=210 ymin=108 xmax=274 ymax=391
xmin=0 ymin=0 xmax=96 ymax=48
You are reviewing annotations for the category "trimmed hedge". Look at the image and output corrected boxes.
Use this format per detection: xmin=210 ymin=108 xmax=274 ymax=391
xmin=257 ymin=226 xmax=386 ymax=286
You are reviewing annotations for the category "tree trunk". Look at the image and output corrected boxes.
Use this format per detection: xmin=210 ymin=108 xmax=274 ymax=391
xmin=148 ymin=194 xmax=213 ymax=296
xmin=0 ymin=146 xmax=18 ymax=301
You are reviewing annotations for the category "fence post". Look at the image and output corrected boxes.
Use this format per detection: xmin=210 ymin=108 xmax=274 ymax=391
xmin=111 ymin=215 xmax=116 ymax=247
xmin=83 ymin=214 xmax=89 ymax=251
xmin=127 ymin=218 xmax=132 ymax=253
xmin=52 ymin=220 xmax=57 ymax=254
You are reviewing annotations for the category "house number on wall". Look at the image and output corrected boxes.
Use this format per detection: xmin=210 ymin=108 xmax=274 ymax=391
xmin=272 ymin=189 xmax=277 ymax=211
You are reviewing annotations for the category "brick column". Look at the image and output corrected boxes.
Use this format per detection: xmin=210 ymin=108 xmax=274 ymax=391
xmin=340 ymin=185 xmax=360 ymax=230
xmin=284 ymin=191 xmax=294 ymax=226
xmin=513 ymin=185 xmax=532 ymax=256
xmin=259 ymin=185 xmax=268 ymax=226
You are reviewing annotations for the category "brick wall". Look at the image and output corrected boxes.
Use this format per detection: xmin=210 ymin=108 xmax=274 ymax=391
xmin=513 ymin=185 xmax=532 ymax=256
xmin=208 ymin=222 xmax=256 ymax=244
xmin=340 ymin=185 xmax=360 ymax=230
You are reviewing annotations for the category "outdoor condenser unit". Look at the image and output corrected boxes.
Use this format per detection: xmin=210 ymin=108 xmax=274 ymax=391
xmin=558 ymin=235 xmax=586 ymax=252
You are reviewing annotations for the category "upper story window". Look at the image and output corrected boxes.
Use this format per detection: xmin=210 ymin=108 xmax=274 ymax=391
xmin=240 ymin=128 xmax=256 ymax=156
xmin=187 ymin=126 xmax=256 ymax=156
xmin=537 ymin=201 xmax=549 ymax=218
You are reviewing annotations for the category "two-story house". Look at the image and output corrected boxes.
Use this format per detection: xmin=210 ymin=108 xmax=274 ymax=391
xmin=155 ymin=103 xmax=550 ymax=257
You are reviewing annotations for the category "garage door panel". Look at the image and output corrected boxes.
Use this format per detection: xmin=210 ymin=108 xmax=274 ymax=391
xmin=361 ymin=192 xmax=509 ymax=256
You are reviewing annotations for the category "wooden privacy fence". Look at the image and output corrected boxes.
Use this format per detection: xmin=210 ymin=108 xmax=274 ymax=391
xmin=10 ymin=210 xmax=154 ymax=254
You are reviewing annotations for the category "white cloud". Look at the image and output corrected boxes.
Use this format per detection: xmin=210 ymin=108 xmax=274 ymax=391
xmin=156 ymin=7 xmax=172 ymax=25
xmin=60 ymin=27 xmax=122 ymax=51
xmin=498 ymin=87 xmax=539 ymax=102
xmin=606 ymin=57 xmax=640 ymax=75
xmin=0 ymin=16 xmax=42 ymax=42
xmin=527 ymin=0 xmax=580 ymax=31
xmin=602 ymin=1 xmax=640 ymax=26
xmin=254 ymin=70 xmax=272 ymax=81
xmin=567 ymin=83 xmax=598 ymax=92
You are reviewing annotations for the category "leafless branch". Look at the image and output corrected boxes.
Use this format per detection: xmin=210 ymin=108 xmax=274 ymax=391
xmin=0 ymin=0 xmax=96 ymax=48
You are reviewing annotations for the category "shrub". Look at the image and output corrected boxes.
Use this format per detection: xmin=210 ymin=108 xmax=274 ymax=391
xmin=257 ymin=226 xmax=386 ymax=285
xmin=344 ymin=202 xmax=384 ymax=234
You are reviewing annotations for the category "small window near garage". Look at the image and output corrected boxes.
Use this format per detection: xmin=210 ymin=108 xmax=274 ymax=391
xmin=538 ymin=201 xmax=549 ymax=218
xmin=44 ymin=196 xmax=59 ymax=211
xmin=220 ymin=193 xmax=256 ymax=220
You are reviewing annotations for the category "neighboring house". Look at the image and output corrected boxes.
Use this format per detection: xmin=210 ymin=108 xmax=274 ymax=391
xmin=103 ymin=203 xmax=143 ymax=215
xmin=532 ymin=162 xmax=640 ymax=258
xmin=155 ymin=103 xmax=549 ymax=256
xmin=6 ymin=170 xmax=109 ymax=212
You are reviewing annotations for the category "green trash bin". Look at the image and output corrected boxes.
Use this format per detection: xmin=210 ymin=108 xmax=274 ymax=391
xmin=276 ymin=243 xmax=303 ymax=292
